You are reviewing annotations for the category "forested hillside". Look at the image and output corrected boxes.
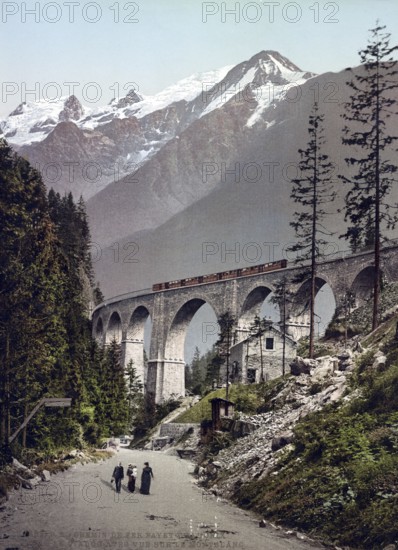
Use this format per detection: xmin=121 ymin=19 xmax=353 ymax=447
xmin=0 ymin=139 xmax=129 ymax=461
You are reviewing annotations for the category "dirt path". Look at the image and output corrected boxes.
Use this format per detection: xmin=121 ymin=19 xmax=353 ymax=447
xmin=0 ymin=449 xmax=324 ymax=550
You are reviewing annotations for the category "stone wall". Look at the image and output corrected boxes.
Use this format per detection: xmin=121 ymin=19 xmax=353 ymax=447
xmin=159 ymin=423 xmax=200 ymax=438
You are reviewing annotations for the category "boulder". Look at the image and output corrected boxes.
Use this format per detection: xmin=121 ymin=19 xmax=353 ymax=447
xmin=290 ymin=357 xmax=312 ymax=376
xmin=339 ymin=358 xmax=354 ymax=371
xmin=40 ymin=470 xmax=51 ymax=482
xmin=295 ymin=375 xmax=310 ymax=386
xmin=64 ymin=449 xmax=78 ymax=459
xmin=12 ymin=458 xmax=29 ymax=471
xmin=206 ymin=463 xmax=217 ymax=475
xmin=230 ymin=420 xmax=258 ymax=438
xmin=328 ymin=384 xmax=346 ymax=403
xmin=17 ymin=474 xmax=41 ymax=490
xmin=337 ymin=350 xmax=353 ymax=361
xmin=311 ymin=359 xmax=336 ymax=382
xmin=271 ymin=432 xmax=294 ymax=451
xmin=373 ymin=355 xmax=387 ymax=368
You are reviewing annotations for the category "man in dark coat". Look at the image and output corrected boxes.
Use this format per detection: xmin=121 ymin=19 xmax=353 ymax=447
xmin=112 ymin=461 xmax=124 ymax=493
xmin=140 ymin=462 xmax=154 ymax=495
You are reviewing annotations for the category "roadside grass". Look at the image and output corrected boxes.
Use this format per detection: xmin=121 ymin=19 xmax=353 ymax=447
xmin=230 ymin=347 xmax=398 ymax=549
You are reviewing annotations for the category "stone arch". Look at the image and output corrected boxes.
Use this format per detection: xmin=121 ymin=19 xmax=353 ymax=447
xmin=350 ymin=266 xmax=376 ymax=307
xmin=94 ymin=317 xmax=104 ymax=344
xmin=149 ymin=297 xmax=220 ymax=403
xmin=291 ymin=276 xmax=333 ymax=317
xmin=127 ymin=305 xmax=151 ymax=341
xmin=164 ymin=298 xmax=217 ymax=362
xmin=124 ymin=305 xmax=152 ymax=387
xmin=289 ymin=275 xmax=337 ymax=339
xmin=105 ymin=311 xmax=122 ymax=344
xmin=239 ymin=285 xmax=275 ymax=329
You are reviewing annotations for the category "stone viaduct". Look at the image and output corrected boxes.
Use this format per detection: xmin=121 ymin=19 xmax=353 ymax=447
xmin=92 ymin=244 xmax=398 ymax=403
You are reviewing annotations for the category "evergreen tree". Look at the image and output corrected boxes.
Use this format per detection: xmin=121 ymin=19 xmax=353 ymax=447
xmin=96 ymin=338 xmax=129 ymax=436
xmin=47 ymin=190 xmax=103 ymax=421
xmin=288 ymin=103 xmax=336 ymax=358
xmin=270 ymin=276 xmax=293 ymax=375
xmin=205 ymin=351 xmax=223 ymax=388
xmin=248 ymin=316 xmax=273 ymax=382
xmin=216 ymin=312 xmax=236 ymax=400
xmin=185 ymin=363 xmax=193 ymax=390
xmin=190 ymin=346 xmax=205 ymax=394
xmin=0 ymin=141 xmax=125 ymax=455
xmin=341 ymin=23 xmax=398 ymax=330
xmin=0 ymin=139 xmax=68 ymax=446
xmin=93 ymin=283 xmax=105 ymax=306
xmin=125 ymin=359 xmax=144 ymax=430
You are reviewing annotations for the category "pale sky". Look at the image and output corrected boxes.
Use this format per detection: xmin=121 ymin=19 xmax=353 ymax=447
xmin=1 ymin=0 xmax=397 ymax=117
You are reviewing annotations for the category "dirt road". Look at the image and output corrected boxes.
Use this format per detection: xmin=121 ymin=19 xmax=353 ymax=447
xmin=0 ymin=449 xmax=324 ymax=550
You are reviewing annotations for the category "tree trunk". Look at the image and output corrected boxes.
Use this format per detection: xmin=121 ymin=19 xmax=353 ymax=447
xmin=259 ymin=332 xmax=264 ymax=382
xmin=373 ymin=57 xmax=381 ymax=331
xmin=309 ymin=131 xmax=318 ymax=359
xmin=22 ymin=402 xmax=28 ymax=448
xmin=225 ymin=328 xmax=230 ymax=402
xmin=4 ymin=332 xmax=11 ymax=444
xmin=282 ymin=283 xmax=286 ymax=376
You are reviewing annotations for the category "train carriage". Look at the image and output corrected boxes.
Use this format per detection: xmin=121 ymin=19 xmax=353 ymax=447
xmin=152 ymin=259 xmax=287 ymax=292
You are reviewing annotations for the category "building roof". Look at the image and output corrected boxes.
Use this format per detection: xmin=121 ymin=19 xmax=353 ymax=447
xmin=210 ymin=398 xmax=236 ymax=406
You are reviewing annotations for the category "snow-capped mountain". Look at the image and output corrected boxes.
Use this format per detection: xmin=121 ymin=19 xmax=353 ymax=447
xmin=6 ymin=49 xmax=396 ymax=300
xmin=1 ymin=51 xmax=315 ymax=200
xmin=196 ymin=51 xmax=313 ymax=125
xmin=0 ymin=64 xmax=234 ymax=147
xmin=90 ymin=63 xmax=398 ymax=298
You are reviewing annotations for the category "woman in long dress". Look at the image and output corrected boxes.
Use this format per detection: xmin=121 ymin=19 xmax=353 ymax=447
xmin=126 ymin=463 xmax=137 ymax=492
xmin=140 ymin=462 xmax=154 ymax=495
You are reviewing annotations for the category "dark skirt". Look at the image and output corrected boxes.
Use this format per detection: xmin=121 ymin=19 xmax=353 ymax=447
xmin=140 ymin=469 xmax=152 ymax=494
xmin=128 ymin=476 xmax=136 ymax=492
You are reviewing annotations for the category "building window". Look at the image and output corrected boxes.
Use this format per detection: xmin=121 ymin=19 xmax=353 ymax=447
xmin=265 ymin=337 xmax=274 ymax=350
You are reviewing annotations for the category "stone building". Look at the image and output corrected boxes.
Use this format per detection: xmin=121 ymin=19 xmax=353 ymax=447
xmin=229 ymin=325 xmax=297 ymax=383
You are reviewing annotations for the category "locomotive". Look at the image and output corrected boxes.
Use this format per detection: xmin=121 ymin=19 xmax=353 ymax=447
xmin=152 ymin=259 xmax=287 ymax=291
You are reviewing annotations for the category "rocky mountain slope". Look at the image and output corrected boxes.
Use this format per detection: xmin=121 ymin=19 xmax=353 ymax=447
xmin=197 ymin=352 xmax=356 ymax=497
xmin=1 ymin=51 xmax=310 ymax=204
xmin=92 ymin=64 xmax=398 ymax=298
xmin=164 ymin=316 xmax=398 ymax=548
xmin=4 ymin=51 xmax=398 ymax=299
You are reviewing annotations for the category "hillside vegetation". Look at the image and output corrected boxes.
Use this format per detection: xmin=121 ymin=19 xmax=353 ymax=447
xmin=175 ymin=380 xmax=285 ymax=423
xmin=196 ymin=319 xmax=398 ymax=549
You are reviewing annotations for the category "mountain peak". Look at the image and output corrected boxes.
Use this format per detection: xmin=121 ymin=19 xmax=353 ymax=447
xmin=9 ymin=102 xmax=27 ymax=117
xmin=58 ymin=95 xmax=84 ymax=122
xmin=113 ymin=88 xmax=143 ymax=109
xmin=249 ymin=50 xmax=302 ymax=72
xmin=198 ymin=49 xmax=314 ymax=121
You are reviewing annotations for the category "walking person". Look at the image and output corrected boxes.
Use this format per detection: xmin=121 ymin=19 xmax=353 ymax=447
xmin=112 ymin=461 xmax=124 ymax=493
xmin=140 ymin=462 xmax=154 ymax=495
xmin=126 ymin=463 xmax=137 ymax=492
